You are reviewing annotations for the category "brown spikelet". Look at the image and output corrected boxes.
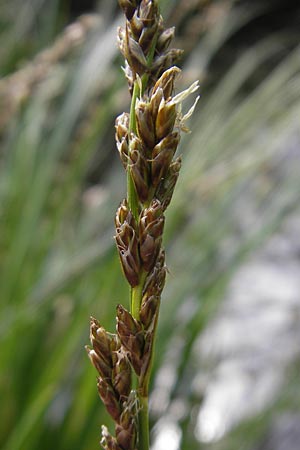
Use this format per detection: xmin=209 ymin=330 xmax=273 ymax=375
xmin=115 ymin=201 xmax=140 ymax=287
xmin=155 ymin=156 xmax=182 ymax=210
xmin=112 ymin=349 xmax=132 ymax=398
xmin=101 ymin=425 xmax=122 ymax=450
xmin=139 ymin=199 xmax=164 ymax=272
xmin=98 ymin=378 xmax=121 ymax=422
xmin=116 ymin=304 xmax=144 ymax=375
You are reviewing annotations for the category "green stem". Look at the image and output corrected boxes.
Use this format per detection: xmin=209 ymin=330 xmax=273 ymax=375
xmin=138 ymin=396 xmax=150 ymax=450
xmin=131 ymin=281 xmax=143 ymax=321
xmin=126 ymin=24 xmax=160 ymax=450
xmin=140 ymin=298 xmax=160 ymax=397
xmin=127 ymin=81 xmax=140 ymax=221
xmin=131 ymin=271 xmax=147 ymax=320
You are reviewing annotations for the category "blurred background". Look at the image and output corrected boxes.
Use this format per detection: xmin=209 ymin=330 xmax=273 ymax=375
xmin=1 ymin=0 xmax=300 ymax=449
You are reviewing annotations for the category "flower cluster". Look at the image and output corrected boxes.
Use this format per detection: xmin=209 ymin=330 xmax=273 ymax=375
xmin=87 ymin=1 xmax=199 ymax=449
xmin=86 ymin=319 xmax=136 ymax=450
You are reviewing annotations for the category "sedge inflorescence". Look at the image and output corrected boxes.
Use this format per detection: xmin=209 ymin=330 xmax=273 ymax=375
xmin=86 ymin=1 xmax=199 ymax=449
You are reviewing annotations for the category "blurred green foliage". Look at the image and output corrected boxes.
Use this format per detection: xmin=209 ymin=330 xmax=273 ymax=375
xmin=1 ymin=1 xmax=300 ymax=449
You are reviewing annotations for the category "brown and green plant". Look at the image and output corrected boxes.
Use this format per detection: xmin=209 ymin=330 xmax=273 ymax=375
xmin=1 ymin=2 xmax=300 ymax=450
xmin=86 ymin=0 xmax=199 ymax=449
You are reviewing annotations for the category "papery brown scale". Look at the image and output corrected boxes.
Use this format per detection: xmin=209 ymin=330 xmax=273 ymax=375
xmin=151 ymin=132 xmax=180 ymax=187
xmin=140 ymin=295 xmax=160 ymax=329
xmin=101 ymin=425 xmax=122 ymax=450
xmin=139 ymin=0 xmax=158 ymax=27
xmin=115 ymin=113 xmax=129 ymax=167
xmin=155 ymin=99 xmax=177 ymax=141
xmin=115 ymin=220 xmax=134 ymax=248
xmin=115 ymin=112 xmax=129 ymax=141
xmin=118 ymin=0 xmax=139 ymax=21
xmin=129 ymin=149 xmax=149 ymax=203
xmin=149 ymin=86 xmax=164 ymax=121
xmin=115 ymin=231 xmax=140 ymax=287
xmin=143 ymin=249 xmax=166 ymax=297
xmin=143 ymin=217 xmax=164 ymax=239
xmin=117 ymin=304 xmax=141 ymax=334
xmin=140 ymin=240 xmax=162 ymax=273
xmin=141 ymin=198 xmax=164 ymax=224
xmin=117 ymin=321 xmax=144 ymax=356
xmin=116 ymin=421 xmax=136 ymax=450
xmin=140 ymin=234 xmax=158 ymax=266
xmin=117 ymin=27 xmax=126 ymax=55
xmin=86 ymin=347 xmax=112 ymax=380
xmin=123 ymin=62 xmax=134 ymax=94
xmin=89 ymin=316 xmax=101 ymax=342
xmin=152 ymin=66 xmax=181 ymax=100
xmin=116 ymin=305 xmax=144 ymax=374
xmin=116 ymin=138 xmax=129 ymax=169
xmin=97 ymin=378 xmax=121 ymax=422
xmin=156 ymin=27 xmax=175 ymax=53
xmin=110 ymin=334 xmax=121 ymax=362
xmin=90 ymin=322 xmax=112 ymax=366
xmin=116 ymin=305 xmax=144 ymax=356
xmin=155 ymin=156 xmax=182 ymax=210
xmin=138 ymin=21 xmax=158 ymax=54
xmin=151 ymin=148 xmax=173 ymax=188
xmin=156 ymin=247 xmax=166 ymax=266
xmin=112 ymin=350 xmax=132 ymax=398
xmin=135 ymin=101 xmax=155 ymax=149
xmin=117 ymin=346 xmax=142 ymax=376
xmin=119 ymin=0 xmax=136 ymax=20
xmin=125 ymin=26 xmax=148 ymax=76
xmin=129 ymin=13 xmax=143 ymax=38
xmin=139 ymin=200 xmax=164 ymax=238
xmin=139 ymin=330 xmax=154 ymax=386
xmin=118 ymin=247 xmax=140 ymax=287
xmin=115 ymin=203 xmax=140 ymax=287
xmin=139 ymin=200 xmax=164 ymax=272
xmin=151 ymin=48 xmax=184 ymax=79
xmin=115 ymin=113 xmax=129 ymax=169
xmin=115 ymin=199 xmax=133 ymax=229
xmin=115 ymin=395 xmax=138 ymax=449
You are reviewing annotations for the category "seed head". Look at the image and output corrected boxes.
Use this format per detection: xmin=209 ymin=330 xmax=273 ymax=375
xmin=128 ymin=139 xmax=149 ymax=203
xmin=140 ymin=295 xmax=160 ymax=329
xmin=142 ymin=248 xmax=166 ymax=297
xmin=116 ymin=391 xmax=138 ymax=449
xmin=151 ymin=132 xmax=180 ymax=187
xmin=115 ymin=201 xmax=140 ymax=287
xmin=118 ymin=0 xmax=141 ymax=21
xmin=112 ymin=349 xmax=132 ymax=398
xmin=86 ymin=347 xmax=112 ymax=380
xmin=116 ymin=304 xmax=144 ymax=375
xmin=97 ymin=379 xmax=121 ymax=422
xmin=101 ymin=425 xmax=122 ymax=450
xmin=155 ymin=98 xmax=177 ymax=140
xmin=139 ymin=199 xmax=164 ymax=272
xmin=135 ymin=100 xmax=155 ymax=149
xmin=156 ymin=156 xmax=181 ymax=210
xmin=125 ymin=26 xmax=148 ymax=76
xmin=156 ymin=27 xmax=175 ymax=53
xmin=116 ymin=419 xmax=136 ymax=450
xmin=115 ymin=113 xmax=130 ymax=168
xmin=152 ymin=66 xmax=181 ymax=100
xmin=89 ymin=317 xmax=113 ymax=367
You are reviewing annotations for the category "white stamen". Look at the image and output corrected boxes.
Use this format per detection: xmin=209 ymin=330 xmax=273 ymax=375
xmin=172 ymin=80 xmax=200 ymax=104
xmin=182 ymin=95 xmax=200 ymax=122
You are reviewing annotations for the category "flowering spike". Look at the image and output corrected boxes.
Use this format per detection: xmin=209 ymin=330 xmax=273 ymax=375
xmin=88 ymin=0 xmax=199 ymax=447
